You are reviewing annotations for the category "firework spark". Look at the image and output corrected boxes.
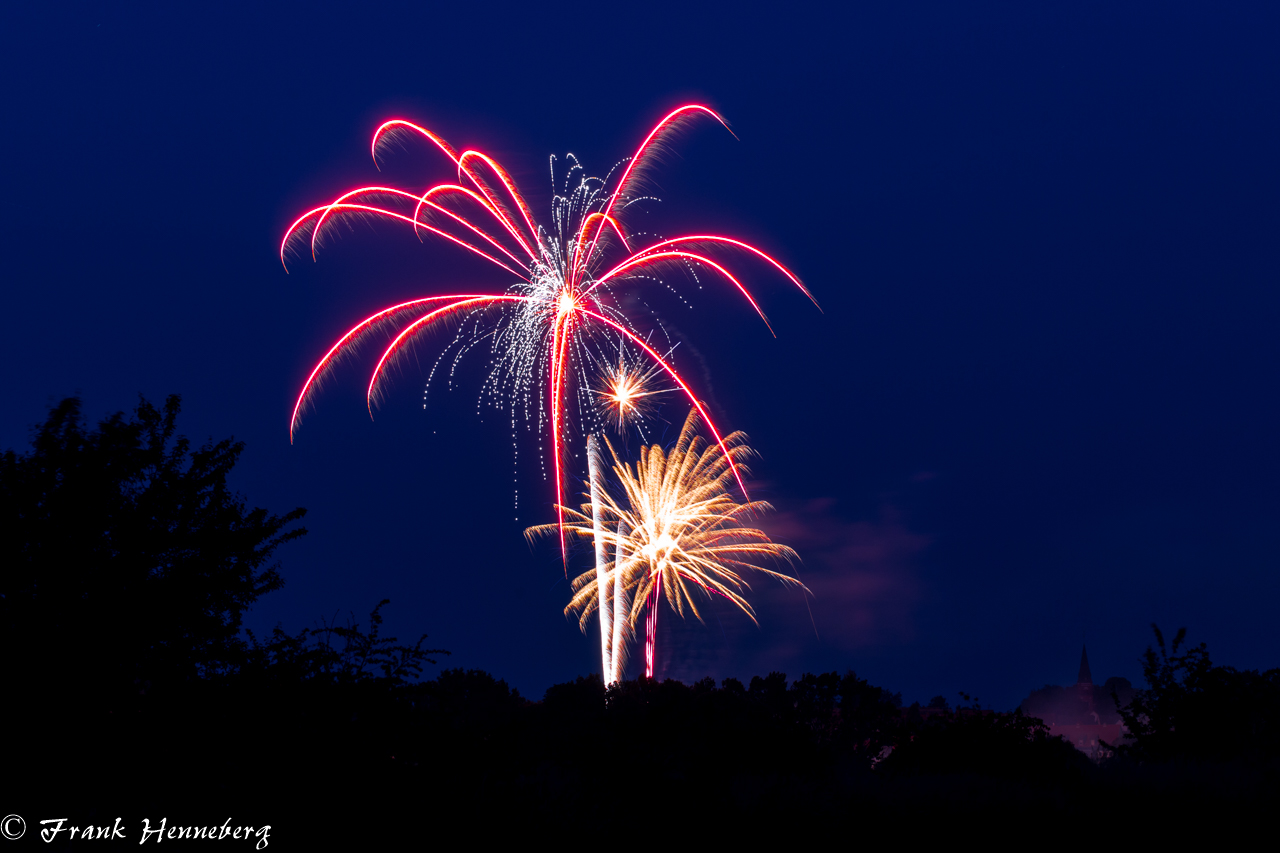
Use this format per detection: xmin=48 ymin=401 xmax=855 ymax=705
xmin=529 ymin=409 xmax=805 ymax=681
xmin=284 ymin=106 xmax=817 ymax=554
xmin=593 ymin=346 xmax=670 ymax=436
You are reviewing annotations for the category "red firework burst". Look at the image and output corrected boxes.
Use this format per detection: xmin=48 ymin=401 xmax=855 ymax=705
xmin=283 ymin=105 xmax=817 ymax=558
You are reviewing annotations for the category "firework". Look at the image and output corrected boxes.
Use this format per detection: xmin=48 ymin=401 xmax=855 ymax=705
xmin=593 ymin=345 xmax=670 ymax=436
xmin=529 ymin=409 xmax=805 ymax=681
xmin=284 ymin=106 xmax=817 ymax=553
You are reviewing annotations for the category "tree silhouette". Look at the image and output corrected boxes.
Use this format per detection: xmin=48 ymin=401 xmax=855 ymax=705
xmin=0 ymin=395 xmax=306 ymax=695
xmin=1113 ymin=624 xmax=1280 ymax=763
xmin=880 ymin=706 xmax=1091 ymax=784
xmin=241 ymin=599 xmax=448 ymax=688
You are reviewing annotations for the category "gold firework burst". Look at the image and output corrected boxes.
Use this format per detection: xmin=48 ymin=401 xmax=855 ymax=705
xmin=528 ymin=409 xmax=804 ymax=677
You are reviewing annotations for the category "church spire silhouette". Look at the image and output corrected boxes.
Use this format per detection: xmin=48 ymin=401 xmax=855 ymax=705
xmin=1076 ymin=644 xmax=1093 ymax=686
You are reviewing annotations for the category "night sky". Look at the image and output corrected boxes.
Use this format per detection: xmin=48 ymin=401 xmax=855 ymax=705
xmin=4 ymin=2 xmax=1278 ymax=710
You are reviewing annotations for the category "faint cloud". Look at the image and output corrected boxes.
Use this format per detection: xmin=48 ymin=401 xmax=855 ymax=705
xmin=762 ymin=498 xmax=929 ymax=649
xmin=654 ymin=497 xmax=931 ymax=683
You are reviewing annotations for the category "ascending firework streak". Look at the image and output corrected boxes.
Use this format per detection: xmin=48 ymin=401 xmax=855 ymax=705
xmin=283 ymin=106 xmax=818 ymax=557
xmin=587 ymin=435 xmax=614 ymax=680
xmin=529 ymin=410 xmax=805 ymax=681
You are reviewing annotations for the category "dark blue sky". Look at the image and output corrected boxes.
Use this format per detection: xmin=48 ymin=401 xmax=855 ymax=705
xmin=3 ymin=2 xmax=1278 ymax=709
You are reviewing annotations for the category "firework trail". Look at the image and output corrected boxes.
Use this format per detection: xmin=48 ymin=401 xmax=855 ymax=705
xmin=529 ymin=409 xmax=805 ymax=680
xmin=284 ymin=106 xmax=817 ymax=556
xmin=587 ymin=435 xmax=613 ymax=681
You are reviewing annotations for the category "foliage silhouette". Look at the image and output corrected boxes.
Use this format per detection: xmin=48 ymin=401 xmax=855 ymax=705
xmin=880 ymin=706 xmax=1091 ymax=784
xmin=0 ymin=395 xmax=306 ymax=694
xmin=1111 ymin=624 xmax=1280 ymax=764
xmin=1 ymin=397 xmax=455 ymax=843
xmin=241 ymin=599 xmax=448 ymax=688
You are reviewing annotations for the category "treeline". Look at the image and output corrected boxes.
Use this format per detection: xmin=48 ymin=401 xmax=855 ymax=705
xmin=3 ymin=397 xmax=1278 ymax=841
